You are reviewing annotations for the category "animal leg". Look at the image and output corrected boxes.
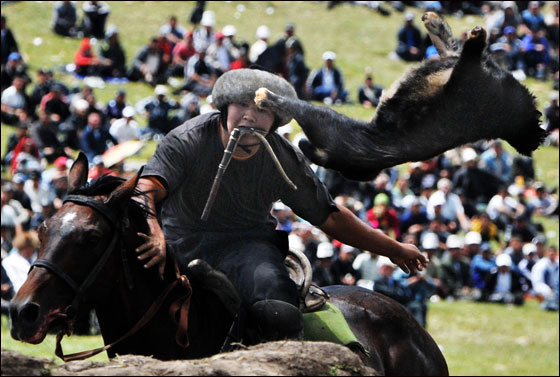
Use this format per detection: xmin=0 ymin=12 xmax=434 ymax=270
xmin=422 ymin=12 xmax=458 ymax=58
xmin=460 ymin=26 xmax=487 ymax=61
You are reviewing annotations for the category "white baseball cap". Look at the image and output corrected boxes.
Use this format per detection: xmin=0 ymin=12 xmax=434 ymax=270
xmin=256 ymin=25 xmax=270 ymax=39
xmin=465 ymin=231 xmax=482 ymax=246
xmin=377 ymin=256 xmax=396 ymax=269
xmin=222 ymin=25 xmax=237 ymax=37
xmin=200 ymin=11 xmax=216 ymax=27
xmin=422 ymin=233 xmax=440 ymax=250
xmin=322 ymin=51 xmax=336 ymax=61
xmin=496 ymin=253 xmax=512 ymax=267
xmin=522 ymin=243 xmax=537 ymax=256
xmin=122 ymin=106 xmax=135 ymax=118
xmin=317 ymin=242 xmax=334 ymax=259
xmin=446 ymin=235 xmax=464 ymax=249
xmin=155 ymin=85 xmax=168 ymax=96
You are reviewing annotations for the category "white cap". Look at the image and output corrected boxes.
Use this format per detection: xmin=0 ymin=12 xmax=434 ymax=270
xmin=122 ymin=106 xmax=135 ymax=118
xmin=155 ymin=85 xmax=168 ymax=96
xmin=522 ymin=243 xmax=537 ymax=256
xmin=322 ymin=51 xmax=336 ymax=61
xmin=75 ymin=98 xmax=89 ymax=111
xmin=377 ymin=256 xmax=396 ymax=269
xmin=288 ymin=234 xmax=305 ymax=253
xmin=446 ymin=235 xmax=464 ymax=249
xmin=496 ymin=253 xmax=512 ymax=267
xmin=317 ymin=242 xmax=334 ymax=259
xmin=422 ymin=233 xmax=440 ymax=250
xmin=256 ymin=25 xmax=270 ymax=39
xmin=507 ymin=184 xmax=522 ymax=196
xmin=465 ymin=231 xmax=482 ymax=245
xmin=431 ymin=192 xmax=446 ymax=207
xmin=340 ymin=244 xmax=355 ymax=254
xmin=462 ymin=147 xmax=478 ymax=163
xmin=277 ymin=124 xmax=293 ymax=135
xmin=405 ymin=11 xmax=414 ymax=21
xmin=200 ymin=10 xmax=216 ymax=27
xmin=222 ymin=25 xmax=237 ymax=37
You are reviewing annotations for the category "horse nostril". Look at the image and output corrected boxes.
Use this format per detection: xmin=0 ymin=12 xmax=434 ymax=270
xmin=19 ymin=302 xmax=41 ymax=326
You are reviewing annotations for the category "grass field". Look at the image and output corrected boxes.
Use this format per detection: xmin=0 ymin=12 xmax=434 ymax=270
xmin=1 ymin=1 xmax=559 ymax=375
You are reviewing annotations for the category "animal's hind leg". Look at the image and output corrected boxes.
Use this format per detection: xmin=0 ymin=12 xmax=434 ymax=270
xmin=460 ymin=26 xmax=487 ymax=61
xmin=422 ymin=12 xmax=458 ymax=58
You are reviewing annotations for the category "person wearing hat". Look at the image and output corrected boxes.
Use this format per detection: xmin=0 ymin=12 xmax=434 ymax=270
xmin=1 ymin=75 xmax=30 ymax=126
xmin=2 ymin=50 xmax=30 ymax=92
xmin=249 ymin=25 xmax=270 ymax=64
xmin=489 ymin=25 xmax=523 ymax=71
xmin=134 ymin=68 xmax=428 ymax=346
xmin=104 ymin=89 xmax=128 ymax=124
xmin=464 ymin=231 xmax=482 ymax=260
xmin=174 ymin=44 xmax=217 ymax=98
xmin=143 ymin=85 xmax=179 ymax=137
xmin=80 ymin=112 xmax=117 ymax=161
xmin=109 ymin=106 xmax=140 ymax=143
xmin=482 ymin=253 xmax=526 ymax=305
xmin=128 ymin=37 xmax=166 ymax=85
xmin=427 ymin=178 xmax=471 ymax=232
xmin=193 ymin=10 xmax=216 ymax=53
xmin=470 ymin=242 xmax=496 ymax=299
xmin=99 ymin=25 xmax=127 ymax=78
xmin=395 ymin=11 xmax=423 ymax=62
xmin=440 ymin=234 xmax=471 ymax=299
xmin=312 ymin=241 xmax=336 ymax=287
xmin=207 ymin=30 xmax=235 ymax=75
xmin=1 ymin=231 xmax=39 ymax=294
xmin=51 ymin=0 xmax=78 ymax=37
xmin=366 ymin=193 xmax=400 ymax=240
xmin=309 ymin=50 xmax=348 ymax=104
xmin=373 ymin=256 xmax=413 ymax=305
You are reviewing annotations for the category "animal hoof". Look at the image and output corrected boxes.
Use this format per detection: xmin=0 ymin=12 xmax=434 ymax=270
xmin=255 ymin=87 xmax=270 ymax=108
xmin=469 ymin=26 xmax=486 ymax=41
xmin=421 ymin=11 xmax=439 ymax=23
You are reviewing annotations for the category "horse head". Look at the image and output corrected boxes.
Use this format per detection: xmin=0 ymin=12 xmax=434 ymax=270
xmin=9 ymin=152 xmax=149 ymax=344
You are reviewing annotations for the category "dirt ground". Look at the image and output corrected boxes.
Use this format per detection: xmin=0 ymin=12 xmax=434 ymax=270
xmin=1 ymin=341 xmax=379 ymax=376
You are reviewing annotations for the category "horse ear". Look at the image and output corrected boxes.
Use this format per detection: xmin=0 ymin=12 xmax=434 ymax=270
xmin=67 ymin=152 xmax=89 ymax=193
xmin=104 ymin=166 xmax=144 ymax=208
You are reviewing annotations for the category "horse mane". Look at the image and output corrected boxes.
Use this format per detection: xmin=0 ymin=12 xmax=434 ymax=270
xmin=70 ymin=174 xmax=155 ymax=220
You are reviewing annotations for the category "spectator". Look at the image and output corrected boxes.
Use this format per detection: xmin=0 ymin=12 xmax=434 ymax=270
xmin=193 ymin=10 xmax=215 ymax=52
xmin=81 ymin=0 xmax=110 ymax=39
xmin=88 ymin=155 xmax=115 ymax=179
xmin=104 ymin=89 xmax=127 ymax=124
xmin=440 ymin=235 xmax=471 ymax=299
xmin=463 ymin=231 xmax=482 ymax=261
xmin=23 ymin=171 xmax=51 ymax=215
xmin=482 ymin=253 xmax=526 ymax=305
xmin=312 ymin=242 xmax=336 ymax=287
xmin=10 ymin=136 xmax=40 ymax=177
xmin=505 ymin=213 xmax=538 ymax=244
xmin=395 ymin=12 xmax=424 ymax=62
xmin=399 ymin=197 xmax=430 ymax=237
xmin=358 ymin=73 xmax=383 ymax=108
xmin=519 ymin=242 xmax=538 ymax=282
xmin=1 ymin=15 xmax=19 ymax=66
xmin=1 ymin=264 xmax=14 ymax=315
xmin=52 ymin=0 xmax=78 ymax=37
xmin=10 ymin=174 xmax=33 ymax=215
xmin=29 ymin=198 xmax=55 ymax=231
xmin=504 ymin=234 xmax=526 ymax=268
xmin=520 ymin=30 xmax=550 ymax=80
xmin=352 ymin=250 xmax=379 ymax=290
xmin=128 ymin=37 xmax=166 ymax=86
xmin=207 ymin=31 xmax=234 ymax=75
xmin=143 ymin=85 xmax=180 ymax=137
xmin=470 ymin=212 xmax=500 ymax=243
xmin=250 ymin=25 xmax=270 ymax=64
xmin=531 ymin=245 xmax=559 ymax=302
xmin=331 ymin=244 xmax=360 ymax=286
xmin=170 ymin=31 xmax=196 ymax=77
xmin=59 ymin=98 xmax=88 ymax=151
xmin=292 ymin=221 xmax=320 ymax=266
xmin=222 ymin=25 xmax=240 ymax=59
xmin=480 ymin=140 xmax=513 ymax=184
xmin=427 ymin=178 xmax=470 ymax=232
xmin=177 ymin=92 xmax=201 ymax=124
xmin=366 ymin=193 xmax=400 ymax=240
xmin=109 ymin=106 xmax=139 ymax=143
xmin=470 ymin=240 xmax=496 ymax=294
xmin=159 ymin=15 xmax=186 ymax=49
xmin=485 ymin=1 xmax=522 ymax=35
xmin=1 ymin=75 xmax=30 ymax=126
xmin=394 ymin=266 xmax=437 ymax=328
xmin=29 ymin=68 xmax=54 ymax=111
xmin=373 ymin=256 xmax=412 ymax=305
xmin=177 ymin=46 xmax=217 ymax=97
xmin=309 ymin=51 xmax=348 ymax=104
xmin=285 ymin=37 xmax=309 ymax=100
xmin=1 ymin=124 xmax=28 ymax=171
xmin=529 ymin=181 xmax=558 ymax=217
xmin=544 ymin=91 xmax=559 ymax=146
xmin=229 ymin=42 xmax=250 ymax=70
xmin=40 ymin=83 xmax=70 ymax=123
xmin=1 ymin=186 xmax=30 ymax=234
xmin=80 ymin=112 xmax=116 ymax=161
xmin=1 ymin=231 xmax=38 ymax=294
xmin=74 ymin=37 xmax=105 ymax=76
xmin=1 ymin=51 xmax=30 ymax=91
xmin=490 ymin=26 xmax=524 ymax=72
xmin=99 ymin=26 xmax=126 ymax=78
xmin=29 ymin=111 xmax=66 ymax=163
xmin=520 ymin=1 xmax=547 ymax=34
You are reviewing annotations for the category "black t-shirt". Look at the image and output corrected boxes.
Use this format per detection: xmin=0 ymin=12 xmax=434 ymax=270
xmin=142 ymin=111 xmax=337 ymax=241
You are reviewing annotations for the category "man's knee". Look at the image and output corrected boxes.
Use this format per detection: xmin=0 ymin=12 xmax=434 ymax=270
xmin=246 ymin=299 xmax=303 ymax=343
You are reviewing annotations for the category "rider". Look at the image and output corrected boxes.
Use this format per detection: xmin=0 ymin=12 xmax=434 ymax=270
xmin=135 ymin=68 xmax=428 ymax=344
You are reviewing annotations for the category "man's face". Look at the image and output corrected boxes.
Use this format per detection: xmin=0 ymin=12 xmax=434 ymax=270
xmin=226 ymin=102 xmax=275 ymax=147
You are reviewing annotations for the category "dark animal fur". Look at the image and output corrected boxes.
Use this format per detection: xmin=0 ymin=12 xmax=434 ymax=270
xmin=256 ymin=13 xmax=546 ymax=181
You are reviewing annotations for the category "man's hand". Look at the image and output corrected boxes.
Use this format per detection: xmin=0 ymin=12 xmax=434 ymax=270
xmin=136 ymin=231 xmax=166 ymax=280
xmin=390 ymin=243 xmax=428 ymax=274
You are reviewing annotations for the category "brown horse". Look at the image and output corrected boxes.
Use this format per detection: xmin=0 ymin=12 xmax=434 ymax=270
xmin=9 ymin=153 xmax=448 ymax=375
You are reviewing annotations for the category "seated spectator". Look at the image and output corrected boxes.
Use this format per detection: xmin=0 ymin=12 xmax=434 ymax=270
xmin=531 ymin=245 xmax=559 ymax=302
xmin=485 ymin=1 xmax=521 ymax=35
xmin=59 ymin=98 xmax=89 ymax=151
xmin=394 ymin=266 xmax=437 ymax=328
xmin=29 ymin=198 xmax=55 ymax=230
xmin=193 ymin=10 xmax=215 ymax=52
xmin=143 ymin=85 xmax=179 ymax=137
xmin=177 ymin=92 xmax=201 ymax=124
xmin=463 ymin=231 xmax=482 ymax=261
xmin=486 ymin=185 xmax=524 ymax=230
xmin=544 ymin=92 xmax=559 ymax=146
xmin=470 ymin=212 xmax=500 ymax=243
xmin=10 ymin=174 xmax=33 ymax=215
xmin=52 ymin=0 xmax=78 ymax=37
xmin=207 ymin=31 xmax=234 ymax=75
xmin=222 ymin=25 xmax=241 ymax=60
xmin=309 ymin=51 xmax=348 ymax=104
xmin=481 ymin=253 xmax=526 ymax=305
xmin=104 ymin=89 xmax=127 ymax=124
xmin=420 ymin=233 xmax=446 ymax=293
xmin=520 ymin=1 xmax=547 ymax=35
xmin=285 ymin=37 xmax=309 ymax=100
xmin=505 ymin=214 xmax=538 ymax=244
xmin=373 ymin=256 xmax=412 ymax=305
xmin=1 ymin=75 xmax=30 ymax=126
xmin=159 ymin=15 xmax=186 ymax=49
xmin=391 ymin=176 xmax=415 ymax=212
xmin=292 ymin=221 xmax=320 ymax=266
xmin=81 ymin=0 xmax=110 ymax=39
xmin=74 ymin=37 xmax=105 ymax=76
xmin=176 ymin=46 xmax=217 ymax=97
xmin=1 ymin=124 xmax=28 ymax=171
xmin=1 ymin=15 xmax=19 ymax=66
xmin=156 ymin=32 xmax=173 ymax=75
xmin=1 ymin=52 xmax=31 ymax=91
xmin=1 ymin=186 xmax=30 ymax=234
xmin=312 ymin=241 xmax=336 ymax=287
xmin=490 ymin=26 xmax=524 ymax=71
xmin=367 ymin=193 xmax=400 ymax=240
xmin=170 ymin=31 xmax=196 ymax=77
xmin=519 ymin=242 xmax=538 ymax=283
xmin=520 ymin=30 xmax=550 ymax=80
xmin=23 ymin=170 xmax=51 ymax=215
xmin=440 ymin=235 xmax=471 ymax=299
xmin=109 ymin=106 xmax=139 ymax=143
xmin=40 ymin=83 xmax=70 ymax=123
xmin=1 ymin=231 xmax=38 ymax=294
xmin=395 ymin=12 xmax=424 ymax=62
xmin=427 ymin=178 xmax=470 ymax=232
xmin=480 ymin=140 xmax=513 ymax=184
xmin=80 ymin=112 xmax=116 ymax=161
xmin=470 ymin=242 xmax=496 ymax=299
xmin=99 ymin=26 xmax=127 ymax=78
xmin=29 ymin=111 xmax=66 ymax=163
xmin=30 ymin=68 xmax=54 ymax=111
xmin=358 ymin=73 xmax=383 ymax=108
xmin=331 ymin=244 xmax=360 ymax=286
xmin=528 ymin=181 xmax=559 ymax=217
xmin=128 ymin=37 xmax=167 ymax=86
xmin=352 ymin=250 xmax=379 ymax=290
xmin=10 ymin=136 xmax=40 ymax=177
xmin=229 ymin=42 xmax=250 ymax=70
xmin=399 ymin=197 xmax=430 ymax=238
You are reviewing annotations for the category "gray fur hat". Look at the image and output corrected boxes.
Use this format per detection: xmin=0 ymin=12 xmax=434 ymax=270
xmin=212 ymin=69 xmax=297 ymax=127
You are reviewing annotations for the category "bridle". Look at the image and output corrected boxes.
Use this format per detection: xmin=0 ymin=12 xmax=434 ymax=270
xmin=29 ymin=193 xmax=192 ymax=362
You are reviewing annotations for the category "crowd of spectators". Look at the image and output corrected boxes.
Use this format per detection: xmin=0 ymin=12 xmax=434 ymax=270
xmin=1 ymin=2 xmax=559 ymax=327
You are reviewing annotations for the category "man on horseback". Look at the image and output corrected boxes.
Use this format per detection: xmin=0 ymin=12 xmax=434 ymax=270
xmin=135 ymin=68 xmax=427 ymax=345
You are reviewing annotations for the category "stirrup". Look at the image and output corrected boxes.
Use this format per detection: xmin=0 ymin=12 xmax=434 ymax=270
xmin=285 ymin=249 xmax=329 ymax=312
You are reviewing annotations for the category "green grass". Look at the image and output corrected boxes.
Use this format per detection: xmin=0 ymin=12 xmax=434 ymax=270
xmin=1 ymin=2 xmax=558 ymax=374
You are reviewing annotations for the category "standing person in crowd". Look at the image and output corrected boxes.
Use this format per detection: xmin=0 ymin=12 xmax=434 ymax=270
xmin=193 ymin=10 xmax=215 ymax=52
xmin=394 ymin=11 xmax=424 ymax=62
xmin=51 ymin=0 xmax=78 ymax=37
xmin=309 ymin=51 xmax=348 ymax=105
xmin=81 ymin=0 xmax=110 ymax=39
xmin=358 ymin=72 xmax=384 ymax=108
xmin=1 ymin=231 xmax=38 ymax=294
xmin=109 ymin=106 xmax=139 ymax=143
xmin=134 ymin=69 xmax=427 ymax=345
xmin=99 ymin=26 xmax=126 ymax=78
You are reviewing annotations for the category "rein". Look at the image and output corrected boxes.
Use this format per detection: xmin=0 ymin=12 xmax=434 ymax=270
xmin=29 ymin=194 xmax=192 ymax=362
